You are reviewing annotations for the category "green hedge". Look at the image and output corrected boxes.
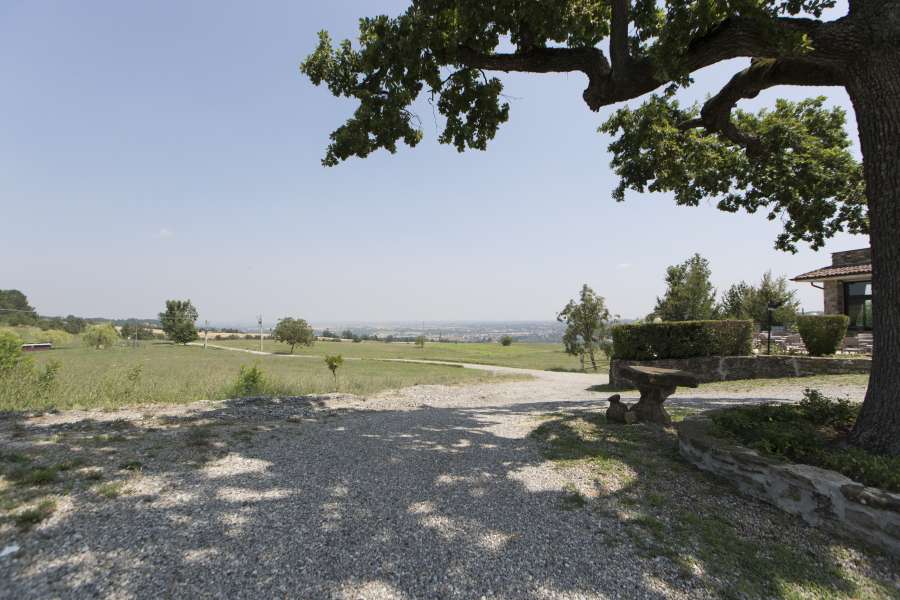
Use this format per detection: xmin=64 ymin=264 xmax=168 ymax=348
xmin=796 ymin=315 xmax=849 ymax=356
xmin=612 ymin=320 xmax=753 ymax=360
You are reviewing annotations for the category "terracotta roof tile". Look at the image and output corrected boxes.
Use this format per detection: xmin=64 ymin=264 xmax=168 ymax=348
xmin=792 ymin=263 xmax=872 ymax=281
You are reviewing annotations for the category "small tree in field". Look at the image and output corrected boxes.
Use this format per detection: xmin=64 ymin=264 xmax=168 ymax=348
xmin=324 ymin=355 xmax=343 ymax=387
xmin=499 ymin=335 xmax=513 ymax=347
xmin=558 ymin=285 xmax=614 ymax=371
xmin=159 ymin=300 xmax=198 ymax=345
xmin=82 ymin=324 xmax=119 ymax=349
xmin=272 ymin=317 xmax=315 ymax=353
xmin=414 ymin=335 xmax=426 ymax=349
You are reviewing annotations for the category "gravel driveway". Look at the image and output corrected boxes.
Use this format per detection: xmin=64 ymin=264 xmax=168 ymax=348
xmin=0 ymin=366 xmax=889 ymax=599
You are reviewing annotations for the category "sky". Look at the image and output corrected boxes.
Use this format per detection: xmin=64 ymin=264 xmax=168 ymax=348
xmin=0 ymin=0 xmax=866 ymax=325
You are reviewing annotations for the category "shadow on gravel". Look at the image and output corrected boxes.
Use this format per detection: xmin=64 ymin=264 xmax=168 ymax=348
xmin=0 ymin=396 xmax=896 ymax=599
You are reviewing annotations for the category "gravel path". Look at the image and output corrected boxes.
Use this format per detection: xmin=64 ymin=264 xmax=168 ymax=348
xmin=0 ymin=366 xmax=884 ymax=599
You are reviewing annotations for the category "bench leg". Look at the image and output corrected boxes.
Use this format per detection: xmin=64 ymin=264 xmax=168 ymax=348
xmin=632 ymin=384 xmax=677 ymax=425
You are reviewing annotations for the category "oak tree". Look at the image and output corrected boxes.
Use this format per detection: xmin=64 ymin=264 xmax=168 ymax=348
xmin=302 ymin=0 xmax=899 ymax=455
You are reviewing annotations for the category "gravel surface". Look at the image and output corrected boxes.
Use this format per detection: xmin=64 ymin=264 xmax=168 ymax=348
xmin=0 ymin=366 xmax=892 ymax=599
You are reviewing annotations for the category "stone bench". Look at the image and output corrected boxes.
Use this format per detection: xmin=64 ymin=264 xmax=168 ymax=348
xmin=607 ymin=365 xmax=699 ymax=426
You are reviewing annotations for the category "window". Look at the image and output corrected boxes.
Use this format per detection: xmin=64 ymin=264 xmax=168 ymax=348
xmin=844 ymin=281 xmax=872 ymax=330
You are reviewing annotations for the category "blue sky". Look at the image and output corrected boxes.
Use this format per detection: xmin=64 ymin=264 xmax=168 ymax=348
xmin=0 ymin=1 xmax=865 ymax=325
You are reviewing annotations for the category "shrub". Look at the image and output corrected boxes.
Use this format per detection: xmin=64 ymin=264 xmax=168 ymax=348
xmin=499 ymin=335 xmax=513 ymax=347
xmin=0 ymin=330 xmax=24 ymax=371
xmin=324 ymin=355 xmax=343 ymax=381
xmin=230 ymin=364 xmax=266 ymax=397
xmin=82 ymin=324 xmax=119 ymax=349
xmin=796 ymin=314 xmax=849 ymax=356
xmin=711 ymin=389 xmax=900 ymax=492
xmin=42 ymin=330 xmax=73 ymax=348
xmin=611 ymin=320 xmax=753 ymax=360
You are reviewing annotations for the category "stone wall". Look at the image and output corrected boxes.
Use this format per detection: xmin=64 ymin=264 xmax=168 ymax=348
xmin=678 ymin=414 xmax=900 ymax=557
xmin=609 ymin=355 xmax=870 ymax=387
xmin=832 ymin=247 xmax=871 ymax=267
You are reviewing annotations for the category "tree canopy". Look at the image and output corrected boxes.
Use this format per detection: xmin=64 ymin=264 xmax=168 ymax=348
xmin=718 ymin=271 xmax=801 ymax=327
xmin=273 ymin=317 xmax=316 ymax=353
xmin=159 ymin=300 xmax=199 ymax=345
xmin=302 ymin=0 xmax=872 ymax=251
xmin=558 ymin=284 xmax=613 ymax=371
xmin=651 ymin=254 xmax=717 ymax=322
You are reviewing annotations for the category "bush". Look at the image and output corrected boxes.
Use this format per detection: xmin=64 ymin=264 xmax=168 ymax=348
xmin=0 ymin=331 xmax=24 ymax=371
xmin=229 ymin=364 xmax=266 ymax=397
xmin=324 ymin=355 xmax=343 ymax=381
xmin=82 ymin=324 xmax=119 ymax=349
xmin=42 ymin=330 xmax=73 ymax=348
xmin=796 ymin=314 xmax=849 ymax=356
xmin=711 ymin=389 xmax=900 ymax=493
xmin=611 ymin=320 xmax=753 ymax=360
xmin=499 ymin=335 xmax=513 ymax=346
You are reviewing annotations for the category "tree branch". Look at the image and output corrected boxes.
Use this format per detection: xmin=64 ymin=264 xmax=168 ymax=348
xmin=610 ymin=0 xmax=630 ymax=79
xmin=455 ymin=45 xmax=609 ymax=79
xmin=457 ymin=15 xmax=848 ymax=113
xmin=680 ymin=58 xmax=844 ymax=155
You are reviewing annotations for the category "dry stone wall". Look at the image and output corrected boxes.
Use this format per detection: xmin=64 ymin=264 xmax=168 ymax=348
xmin=678 ymin=414 xmax=900 ymax=557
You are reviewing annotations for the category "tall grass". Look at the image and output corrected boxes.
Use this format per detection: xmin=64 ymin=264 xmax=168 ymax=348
xmin=211 ymin=338 xmax=597 ymax=371
xmin=0 ymin=343 xmax=517 ymax=412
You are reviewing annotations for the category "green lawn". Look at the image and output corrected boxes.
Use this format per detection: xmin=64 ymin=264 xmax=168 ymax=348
xmin=210 ymin=338 xmax=595 ymax=371
xmin=1 ymin=343 xmax=521 ymax=412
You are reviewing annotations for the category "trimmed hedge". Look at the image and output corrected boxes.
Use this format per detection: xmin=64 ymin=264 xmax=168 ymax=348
xmin=797 ymin=315 xmax=849 ymax=356
xmin=612 ymin=320 xmax=753 ymax=360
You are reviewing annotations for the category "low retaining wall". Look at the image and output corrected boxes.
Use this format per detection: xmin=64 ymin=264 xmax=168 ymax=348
xmin=609 ymin=355 xmax=870 ymax=387
xmin=678 ymin=414 xmax=900 ymax=557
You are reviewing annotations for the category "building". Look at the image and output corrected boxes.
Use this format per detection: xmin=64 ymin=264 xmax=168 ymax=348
xmin=792 ymin=248 xmax=872 ymax=331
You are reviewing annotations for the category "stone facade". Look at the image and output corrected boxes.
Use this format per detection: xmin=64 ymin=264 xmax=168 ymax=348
xmin=609 ymin=355 xmax=870 ymax=387
xmin=823 ymin=280 xmax=844 ymax=315
xmin=832 ymin=247 xmax=871 ymax=267
xmin=678 ymin=414 xmax=900 ymax=557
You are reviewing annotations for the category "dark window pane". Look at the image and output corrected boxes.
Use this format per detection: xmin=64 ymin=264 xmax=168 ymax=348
xmin=847 ymin=281 xmax=872 ymax=297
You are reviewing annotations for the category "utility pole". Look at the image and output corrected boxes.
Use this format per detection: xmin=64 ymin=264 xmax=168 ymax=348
xmin=257 ymin=315 xmax=263 ymax=352
xmin=204 ymin=320 xmax=209 ymax=350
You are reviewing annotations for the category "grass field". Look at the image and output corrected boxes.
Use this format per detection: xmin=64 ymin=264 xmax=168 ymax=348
xmin=1 ymin=343 xmax=521 ymax=412
xmin=696 ymin=373 xmax=870 ymax=392
xmin=209 ymin=338 xmax=595 ymax=371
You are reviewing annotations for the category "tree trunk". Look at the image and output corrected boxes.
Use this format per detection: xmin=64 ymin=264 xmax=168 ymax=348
xmin=846 ymin=48 xmax=900 ymax=456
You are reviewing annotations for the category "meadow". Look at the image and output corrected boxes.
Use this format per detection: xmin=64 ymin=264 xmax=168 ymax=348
xmin=0 ymin=342 xmax=521 ymax=412
xmin=210 ymin=338 xmax=594 ymax=371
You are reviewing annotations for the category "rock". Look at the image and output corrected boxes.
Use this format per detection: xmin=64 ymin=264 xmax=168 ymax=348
xmin=605 ymin=395 xmax=628 ymax=423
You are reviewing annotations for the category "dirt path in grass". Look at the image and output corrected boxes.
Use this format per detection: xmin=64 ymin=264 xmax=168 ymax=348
xmin=1 ymin=366 xmax=890 ymax=599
